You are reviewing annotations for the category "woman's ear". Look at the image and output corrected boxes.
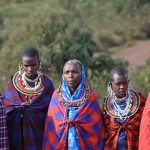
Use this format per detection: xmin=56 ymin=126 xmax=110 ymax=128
xmin=109 ymin=82 xmax=112 ymax=87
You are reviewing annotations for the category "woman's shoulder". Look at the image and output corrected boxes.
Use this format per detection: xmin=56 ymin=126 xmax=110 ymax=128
xmin=43 ymin=74 xmax=54 ymax=86
xmin=85 ymin=83 xmax=96 ymax=93
xmin=136 ymin=91 xmax=146 ymax=103
xmin=43 ymin=74 xmax=52 ymax=81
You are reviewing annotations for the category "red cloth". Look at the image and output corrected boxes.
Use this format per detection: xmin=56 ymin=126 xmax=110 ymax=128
xmin=42 ymin=85 xmax=104 ymax=150
xmin=103 ymin=93 xmax=146 ymax=150
xmin=139 ymin=93 xmax=150 ymax=150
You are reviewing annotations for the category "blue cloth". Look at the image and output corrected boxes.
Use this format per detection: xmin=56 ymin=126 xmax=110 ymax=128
xmin=62 ymin=60 xmax=85 ymax=150
xmin=62 ymin=61 xmax=85 ymax=100
xmin=112 ymin=100 xmax=126 ymax=150
xmin=68 ymin=107 xmax=79 ymax=150
xmin=4 ymin=75 xmax=55 ymax=150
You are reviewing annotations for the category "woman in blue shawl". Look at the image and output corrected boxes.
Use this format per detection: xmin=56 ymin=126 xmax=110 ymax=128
xmin=43 ymin=59 xmax=104 ymax=150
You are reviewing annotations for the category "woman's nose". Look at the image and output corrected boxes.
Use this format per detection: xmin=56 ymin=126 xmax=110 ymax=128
xmin=68 ymin=72 xmax=73 ymax=77
xmin=28 ymin=66 xmax=32 ymax=71
xmin=120 ymin=84 xmax=126 ymax=89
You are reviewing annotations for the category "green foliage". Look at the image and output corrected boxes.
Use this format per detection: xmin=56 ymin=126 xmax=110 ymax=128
xmin=0 ymin=13 xmax=3 ymax=27
xmin=0 ymin=0 xmax=149 ymax=100
xmin=129 ymin=60 xmax=150 ymax=98
xmin=88 ymin=54 xmax=128 ymax=102
xmin=113 ymin=0 xmax=128 ymax=13
xmin=134 ymin=0 xmax=150 ymax=7
xmin=39 ymin=15 xmax=97 ymax=75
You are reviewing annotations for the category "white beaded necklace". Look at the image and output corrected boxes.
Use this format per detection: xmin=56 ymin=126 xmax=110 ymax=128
xmin=112 ymin=92 xmax=132 ymax=120
xmin=21 ymin=72 xmax=42 ymax=91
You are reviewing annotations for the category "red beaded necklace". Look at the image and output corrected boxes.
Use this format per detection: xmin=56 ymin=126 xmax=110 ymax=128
xmin=57 ymin=84 xmax=90 ymax=107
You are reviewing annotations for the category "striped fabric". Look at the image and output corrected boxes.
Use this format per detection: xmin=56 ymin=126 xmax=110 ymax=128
xmin=0 ymin=94 xmax=9 ymax=150
xmin=3 ymin=75 xmax=54 ymax=150
xmin=139 ymin=93 xmax=150 ymax=150
xmin=42 ymin=84 xmax=104 ymax=150
xmin=103 ymin=93 xmax=146 ymax=150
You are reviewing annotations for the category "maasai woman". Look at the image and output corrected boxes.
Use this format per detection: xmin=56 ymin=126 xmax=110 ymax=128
xmin=103 ymin=66 xmax=146 ymax=150
xmin=42 ymin=59 xmax=104 ymax=150
xmin=0 ymin=93 xmax=9 ymax=150
xmin=3 ymin=47 xmax=55 ymax=150
xmin=139 ymin=93 xmax=150 ymax=149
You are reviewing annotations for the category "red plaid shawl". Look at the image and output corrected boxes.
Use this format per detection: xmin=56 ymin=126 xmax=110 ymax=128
xmin=139 ymin=93 xmax=150 ymax=150
xmin=42 ymin=84 xmax=104 ymax=150
xmin=103 ymin=93 xmax=146 ymax=150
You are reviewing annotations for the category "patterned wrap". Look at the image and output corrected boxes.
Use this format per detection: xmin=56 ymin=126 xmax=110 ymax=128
xmin=0 ymin=94 xmax=9 ymax=150
xmin=3 ymin=75 xmax=54 ymax=150
xmin=103 ymin=92 xmax=146 ymax=150
xmin=139 ymin=93 xmax=150 ymax=150
xmin=42 ymin=84 xmax=104 ymax=150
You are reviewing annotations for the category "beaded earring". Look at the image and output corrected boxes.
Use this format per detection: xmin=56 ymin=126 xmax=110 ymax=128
xmin=107 ymin=84 xmax=115 ymax=98
xmin=39 ymin=61 xmax=42 ymax=71
xmin=127 ymin=81 xmax=132 ymax=94
xmin=19 ymin=63 xmax=23 ymax=74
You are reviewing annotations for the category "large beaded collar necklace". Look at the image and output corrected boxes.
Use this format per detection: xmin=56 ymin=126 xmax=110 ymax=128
xmin=57 ymin=84 xmax=90 ymax=107
xmin=104 ymin=88 xmax=140 ymax=120
xmin=13 ymin=71 xmax=44 ymax=96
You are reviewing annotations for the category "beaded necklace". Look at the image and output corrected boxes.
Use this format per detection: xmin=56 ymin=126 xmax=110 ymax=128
xmin=57 ymin=84 xmax=90 ymax=107
xmin=104 ymin=89 xmax=140 ymax=120
xmin=13 ymin=71 xmax=44 ymax=96
xmin=112 ymin=94 xmax=132 ymax=120
xmin=21 ymin=72 xmax=42 ymax=91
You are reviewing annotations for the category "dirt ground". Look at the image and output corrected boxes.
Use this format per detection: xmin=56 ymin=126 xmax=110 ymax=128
xmin=112 ymin=40 xmax=150 ymax=68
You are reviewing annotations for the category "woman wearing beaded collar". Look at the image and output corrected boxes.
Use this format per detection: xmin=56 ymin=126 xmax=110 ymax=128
xmin=42 ymin=59 xmax=104 ymax=150
xmin=3 ymin=47 xmax=55 ymax=150
xmin=103 ymin=66 xmax=146 ymax=150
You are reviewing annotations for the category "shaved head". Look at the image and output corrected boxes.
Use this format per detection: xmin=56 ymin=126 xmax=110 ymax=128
xmin=21 ymin=47 xmax=39 ymax=60
xmin=109 ymin=66 xmax=128 ymax=82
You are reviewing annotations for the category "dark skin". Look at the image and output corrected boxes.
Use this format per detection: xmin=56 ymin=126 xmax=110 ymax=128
xmin=20 ymin=56 xmax=40 ymax=105
xmin=110 ymin=73 xmax=129 ymax=98
xmin=63 ymin=63 xmax=82 ymax=95
xmin=21 ymin=56 xmax=40 ymax=80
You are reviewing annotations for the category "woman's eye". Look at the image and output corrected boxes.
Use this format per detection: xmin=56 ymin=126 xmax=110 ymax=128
xmin=24 ymin=65 xmax=29 ymax=67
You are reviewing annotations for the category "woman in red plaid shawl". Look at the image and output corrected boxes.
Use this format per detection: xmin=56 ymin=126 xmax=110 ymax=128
xmin=3 ymin=47 xmax=55 ymax=150
xmin=42 ymin=59 xmax=104 ymax=150
xmin=0 ymin=93 xmax=9 ymax=150
xmin=139 ymin=93 xmax=150 ymax=150
xmin=103 ymin=66 xmax=146 ymax=150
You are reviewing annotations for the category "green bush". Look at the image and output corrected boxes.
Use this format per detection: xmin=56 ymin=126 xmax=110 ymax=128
xmin=129 ymin=60 xmax=150 ymax=98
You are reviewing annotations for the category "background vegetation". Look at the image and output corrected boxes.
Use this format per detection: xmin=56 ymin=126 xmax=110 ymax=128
xmin=0 ymin=0 xmax=150 ymax=103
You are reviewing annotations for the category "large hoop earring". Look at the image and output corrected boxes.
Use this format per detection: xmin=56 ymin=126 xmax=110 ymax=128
xmin=39 ymin=61 xmax=42 ymax=71
xmin=127 ymin=81 xmax=132 ymax=94
xmin=107 ymin=83 xmax=115 ymax=98
xmin=19 ymin=63 xmax=23 ymax=74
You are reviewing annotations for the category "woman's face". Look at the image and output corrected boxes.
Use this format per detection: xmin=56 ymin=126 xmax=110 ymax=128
xmin=63 ymin=63 xmax=82 ymax=94
xmin=111 ymin=73 xmax=129 ymax=98
xmin=21 ymin=56 xmax=39 ymax=79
